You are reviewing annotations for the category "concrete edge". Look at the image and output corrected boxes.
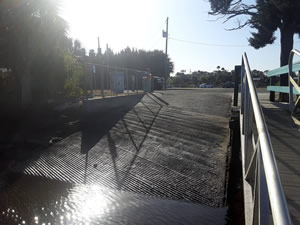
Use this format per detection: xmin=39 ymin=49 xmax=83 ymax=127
xmin=82 ymin=94 xmax=144 ymax=114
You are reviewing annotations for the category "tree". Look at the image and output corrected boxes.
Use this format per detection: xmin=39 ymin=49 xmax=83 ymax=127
xmin=63 ymin=52 xmax=84 ymax=98
xmin=209 ymin=0 xmax=300 ymax=100
xmin=93 ymin=47 xmax=174 ymax=79
xmin=0 ymin=0 xmax=67 ymax=109
xmin=89 ymin=49 xmax=96 ymax=57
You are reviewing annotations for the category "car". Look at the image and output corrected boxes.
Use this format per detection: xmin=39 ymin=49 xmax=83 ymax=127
xmin=199 ymin=83 xmax=213 ymax=88
xmin=223 ymin=81 xmax=235 ymax=88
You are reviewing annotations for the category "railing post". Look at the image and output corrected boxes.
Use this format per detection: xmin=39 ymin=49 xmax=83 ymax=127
xmin=94 ymin=65 xmax=98 ymax=95
xmin=245 ymin=95 xmax=254 ymax=169
xmin=135 ymin=73 xmax=137 ymax=93
xmin=126 ymin=69 xmax=129 ymax=95
xmin=107 ymin=65 xmax=111 ymax=96
xmin=252 ymin=145 xmax=270 ymax=225
xmin=101 ymin=64 xmax=104 ymax=98
xmin=234 ymin=65 xmax=241 ymax=106
xmin=91 ymin=65 xmax=95 ymax=97
xmin=288 ymin=51 xmax=295 ymax=112
xmin=83 ymin=63 xmax=89 ymax=100
xmin=259 ymin=151 xmax=271 ymax=225
xmin=288 ymin=76 xmax=294 ymax=112
xmin=242 ymin=67 xmax=248 ymax=136
xmin=241 ymin=62 xmax=245 ymax=115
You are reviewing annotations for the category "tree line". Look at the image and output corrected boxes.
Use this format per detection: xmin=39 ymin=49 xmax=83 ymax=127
xmin=169 ymin=68 xmax=268 ymax=88
xmin=0 ymin=0 xmax=173 ymax=113
xmin=209 ymin=0 xmax=300 ymax=101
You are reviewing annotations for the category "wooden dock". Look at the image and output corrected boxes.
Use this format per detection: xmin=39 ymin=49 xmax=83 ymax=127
xmin=259 ymin=93 xmax=300 ymax=224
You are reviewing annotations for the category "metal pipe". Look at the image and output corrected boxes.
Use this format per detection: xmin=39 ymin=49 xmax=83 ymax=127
xmin=86 ymin=62 xmax=148 ymax=74
xmin=242 ymin=53 xmax=291 ymax=225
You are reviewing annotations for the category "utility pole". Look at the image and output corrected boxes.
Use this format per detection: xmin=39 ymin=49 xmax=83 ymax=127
xmin=163 ymin=17 xmax=169 ymax=89
xmin=165 ymin=17 xmax=168 ymax=55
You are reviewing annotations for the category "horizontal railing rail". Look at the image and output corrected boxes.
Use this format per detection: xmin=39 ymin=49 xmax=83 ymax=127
xmin=266 ymin=49 xmax=300 ymax=116
xmin=240 ymin=53 xmax=292 ymax=225
xmin=267 ymin=61 xmax=300 ymax=77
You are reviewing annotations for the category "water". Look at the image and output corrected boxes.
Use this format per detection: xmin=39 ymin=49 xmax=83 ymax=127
xmin=0 ymin=174 xmax=227 ymax=225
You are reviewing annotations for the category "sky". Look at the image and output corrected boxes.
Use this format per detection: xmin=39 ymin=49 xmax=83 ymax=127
xmin=61 ymin=0 xmax=300 ymax=74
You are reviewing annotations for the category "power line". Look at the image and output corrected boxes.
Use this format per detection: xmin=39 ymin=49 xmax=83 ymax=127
xmin=146 ymin=20 xmax=167 ymax=50
xmin=169 ymin=37 xmax=300 ymax=48
xmin=169 ymin=37 xmax=250 ymax=48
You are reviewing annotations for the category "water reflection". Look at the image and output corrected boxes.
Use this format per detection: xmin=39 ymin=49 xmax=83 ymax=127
xmin=0 ymin=174 xmax=227 ymax=225
xmin=70 ymin=185 xmax=108 ymax=221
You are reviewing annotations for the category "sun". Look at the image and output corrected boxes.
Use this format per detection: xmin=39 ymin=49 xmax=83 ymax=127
xmin=61 ymin=0 xmax=155 ymax=52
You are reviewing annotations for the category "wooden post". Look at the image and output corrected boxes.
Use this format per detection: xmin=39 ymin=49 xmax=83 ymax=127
xmin=269 ymin=77 xmax=275 ymax=102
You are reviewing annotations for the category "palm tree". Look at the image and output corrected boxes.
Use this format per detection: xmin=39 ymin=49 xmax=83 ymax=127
xmin=0 ymin=0 xmax=67 ymax=109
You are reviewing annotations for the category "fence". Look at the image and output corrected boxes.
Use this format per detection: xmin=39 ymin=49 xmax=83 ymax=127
xmin=83 ymin=63 xmax=154 ymax=99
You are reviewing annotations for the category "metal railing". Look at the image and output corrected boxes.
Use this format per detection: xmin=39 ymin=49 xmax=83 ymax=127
xmin=288 ymin=49 xmax=300 ymax=123
xmin=240 ymin=53 xmax=291 ymax=225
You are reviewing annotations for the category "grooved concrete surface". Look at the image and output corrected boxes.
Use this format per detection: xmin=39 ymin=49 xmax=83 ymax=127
xmin=13 ymin=89 xmax=232 ymax=207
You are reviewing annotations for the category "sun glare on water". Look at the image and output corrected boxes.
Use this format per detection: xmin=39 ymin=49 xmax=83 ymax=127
xmin=66 ymin=185 xmax=110 ymax=223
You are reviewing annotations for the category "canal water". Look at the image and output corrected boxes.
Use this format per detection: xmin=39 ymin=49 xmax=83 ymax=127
xmin=0 ymin=174 xmax=227 ymax=225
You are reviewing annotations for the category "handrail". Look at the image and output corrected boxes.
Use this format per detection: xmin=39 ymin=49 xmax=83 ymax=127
xmin=85 ymin=62 xmax=150 ymax=74
xmin=288 ymin=49 xmax=300 ymax=112
xmin=267 ymin=61 xmax=300 ymax=77
xmin=240 ymin=53 xmax=291 ymax=225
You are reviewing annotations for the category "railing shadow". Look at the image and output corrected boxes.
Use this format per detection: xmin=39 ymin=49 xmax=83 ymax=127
xmin=140 ymin=100 xmax=155 ymax=115
xmin=81 ymin=95 xmax=143 ymax=184
xmin=106 ymin=97 xmax=162 ymax=189
xmin=87 ymin=93 xmax=163 ymax=189
xmin=148 ymin=93 xmax=169 ymax=106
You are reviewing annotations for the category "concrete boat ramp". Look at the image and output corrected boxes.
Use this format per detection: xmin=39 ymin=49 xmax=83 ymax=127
xmin=0 ymin=89 xmax=233 ymax=225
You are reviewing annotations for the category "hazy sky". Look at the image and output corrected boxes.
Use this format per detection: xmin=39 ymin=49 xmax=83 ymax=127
xmin=61 ymin=0 xmax=300 ymax=73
